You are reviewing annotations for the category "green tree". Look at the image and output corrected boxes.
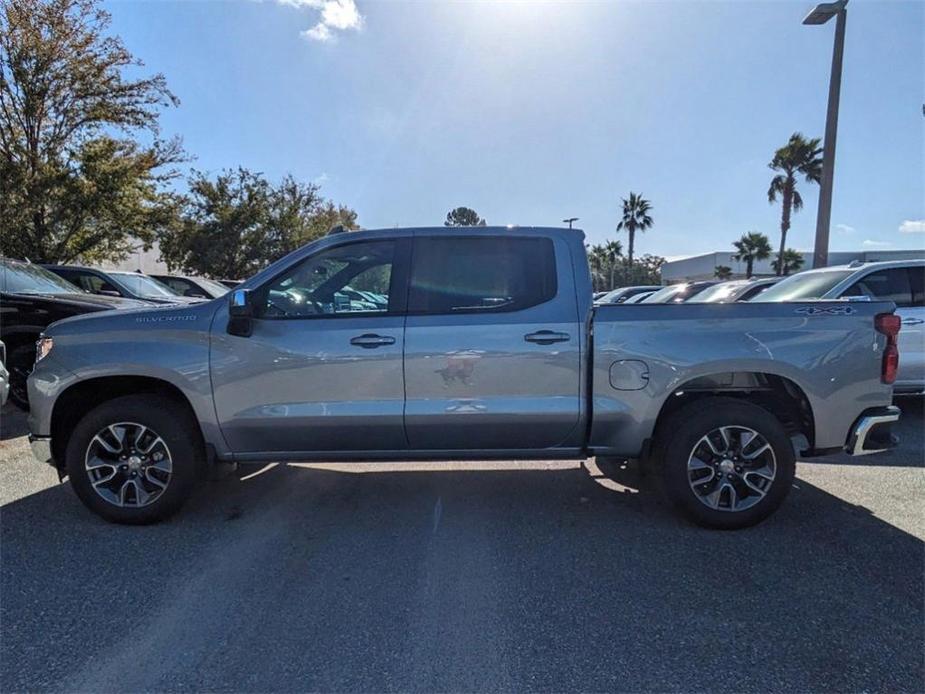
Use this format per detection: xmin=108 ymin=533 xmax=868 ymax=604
xmin=444 ymin=206 xmax=486 ymax=227
xmin=157 ymin=168 xmax=359 ymax=279
xmin=771 ymin=248 xmax=805 ymax=276
xmin=732 ymin=231 xmax=772 ymax=278
xmin=616 ymin=192 xmax=653 ymax=266
xmin=714 ymin=265 xmax=733 ymax=280
xmin=0 ymin=0 xmax=183 ymax=263
xmin=768 ymin=133 xmax=822 ymax=275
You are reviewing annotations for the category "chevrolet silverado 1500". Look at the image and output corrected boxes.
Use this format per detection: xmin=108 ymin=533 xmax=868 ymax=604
xmin=27 ymin=227 xmax=901 ymax=528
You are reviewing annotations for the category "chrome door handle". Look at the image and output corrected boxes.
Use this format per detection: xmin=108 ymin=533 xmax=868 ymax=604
xmin=524 ymin=330 xmax=570 ymax=345
xmin=901 ymin=318 xmax=924 ymax=325
xmin=350 ymin=334 xmax=396 ymax=348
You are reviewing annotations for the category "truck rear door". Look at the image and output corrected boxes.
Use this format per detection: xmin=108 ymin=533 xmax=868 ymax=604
xmin=402 ymin=233 xmax=582 ymax=450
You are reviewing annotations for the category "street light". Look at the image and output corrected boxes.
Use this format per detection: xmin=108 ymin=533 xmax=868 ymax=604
xmin=563 ymin=217 xmax=579 ymax=229
xmin=804 ymin=0 xmax=848 ymax=269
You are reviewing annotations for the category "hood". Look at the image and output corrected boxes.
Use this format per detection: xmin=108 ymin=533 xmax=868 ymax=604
xmin=43 ymin=297 xmax=221 ymax=336
xmin=6 ymin=291 xmax=149 ymax=311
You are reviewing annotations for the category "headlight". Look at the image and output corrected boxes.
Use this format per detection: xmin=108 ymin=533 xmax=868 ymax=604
xmin=35 ymin=336 xmax=54 ymax=363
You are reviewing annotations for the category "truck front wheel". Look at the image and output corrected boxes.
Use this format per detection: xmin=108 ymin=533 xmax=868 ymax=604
xmin=65 ymin=395 xmax=205 ymax=524
xmin=656 ymin=397 xmax=796 ymax=529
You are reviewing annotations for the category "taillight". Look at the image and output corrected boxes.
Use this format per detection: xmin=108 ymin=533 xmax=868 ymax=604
xmin=875 ymin=313 xmax=901 ymax=384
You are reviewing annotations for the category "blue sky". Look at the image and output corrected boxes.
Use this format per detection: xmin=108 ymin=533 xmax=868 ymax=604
xmin=109 ymin=0 xmax=923 ymax=259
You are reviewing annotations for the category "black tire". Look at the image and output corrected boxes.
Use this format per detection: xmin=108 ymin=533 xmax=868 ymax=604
xmin=7 ymin=344 xmax=35 ymax=411
xmin=656 ymin=397 xmax=795 ymax=530
xmin=65 ymin=395 xmax=205 ymax=524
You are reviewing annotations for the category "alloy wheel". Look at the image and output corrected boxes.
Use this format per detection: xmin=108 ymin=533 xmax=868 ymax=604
xmin=687 ymin=426 xmax=777 ymax=512
xmin=84 ymin=422 xmax=173 ymax=508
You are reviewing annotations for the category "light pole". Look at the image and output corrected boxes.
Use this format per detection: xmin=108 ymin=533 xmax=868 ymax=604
xmin=804 ymin=0 xmax=848 ymax=269
xmin=563 ymin=217 xmax=579 ymax=229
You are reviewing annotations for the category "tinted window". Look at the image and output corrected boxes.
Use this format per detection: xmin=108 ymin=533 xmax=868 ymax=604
xmin=56 ymin=269 xmax=116 ymax=294
xmin=408 ymin=236 xmax=557 ymax=314
xmin=260 ymin=240 xmax=395 ymax=318
xmin=908 ymin=266 xmax=924 ymax=307
xmin=843 ymin=269 xmax=912 ymax=307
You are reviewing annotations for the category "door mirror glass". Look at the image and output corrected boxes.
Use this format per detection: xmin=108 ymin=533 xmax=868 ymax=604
xmin=229 ymin=288 xmax=253 ymax=316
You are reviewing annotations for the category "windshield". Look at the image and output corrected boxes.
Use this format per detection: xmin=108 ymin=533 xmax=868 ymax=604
xmin=689 ymin=282 xmax=745 ymax=303
xmin=110 ymin=273 xmax=179 ymax=298
xmin=1 ymin=261 xmax=84 ymax=295
xmin=640 ymin=284 xmax=685 ymax=303
xmin=198 ymin=278 xmax=230 ymax=297
xmin=752 ymin=270 xmax=855 ymax=302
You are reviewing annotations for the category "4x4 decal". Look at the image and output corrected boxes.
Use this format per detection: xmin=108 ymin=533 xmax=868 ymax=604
xmin=794 ymin=306 xmax=856 ymax=316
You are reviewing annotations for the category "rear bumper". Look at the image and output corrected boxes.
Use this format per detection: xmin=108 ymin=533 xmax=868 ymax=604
xmin=846 ymin=406 xmax=901 ymax=456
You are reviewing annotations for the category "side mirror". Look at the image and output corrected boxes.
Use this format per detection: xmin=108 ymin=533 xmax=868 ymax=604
xmin=228 ymin=289 xmax=254 ymax=337
xmin=98 ymin=289 xmax=122 ymax=298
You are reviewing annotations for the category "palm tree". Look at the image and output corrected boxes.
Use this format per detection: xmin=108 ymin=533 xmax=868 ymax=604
xmin=714 ymin=265 xmax=733 ymax=280
xmin=732 ymin=231 xmax=773 ymax=278
xmin=771 ymin=248 xmax=805 ymax=276
xmin=768 ymin=133 xmax=822 ymax=275
xmin=604 ymin=240 xmax=623 ymax=289
xmin=616 ymin=192 xmax=653 ymax=266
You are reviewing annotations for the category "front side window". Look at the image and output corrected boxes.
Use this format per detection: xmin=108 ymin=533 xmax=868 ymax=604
xmin=408 ymin=236 xmax=557 ymax=314
xmin=842 ymin=268 xmax=912 ymax=307
xmin=260 ymin=240 xmax=395 ymax=318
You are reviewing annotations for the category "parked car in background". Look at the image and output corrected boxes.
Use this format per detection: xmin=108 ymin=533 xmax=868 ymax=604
xmin=689 ymin=278 xmax=780 ymax=303
xmin=593 ymin=291 xmax=609 ymax=301
xmin=0 ymin=340 xmax=9 ymax=407
xmin=27 ymin=227 xmax=900 ymax=528
xmin=623 ymin=291 xmax=655 ymax=304
xmin=596 ymin=285 xmax=663 ymax=304
xmin=151 ymin=274 xmax=230 ymax=299
xmin=755 ymin=260 xmax=924 ymax=394
xmin=640 ymin=281 xmax=718 ymax=303
xmin=42 ymin=266 xmax=201 ymax=305
xmin=218 ymin=279 xmax=243 ymax=289
xmin=0 ymin=259 xmax=148 ymax=409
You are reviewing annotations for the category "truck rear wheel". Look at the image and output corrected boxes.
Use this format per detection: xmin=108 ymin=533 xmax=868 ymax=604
xmin=65 ymin=395 xmax=205 ymax=524
xmin=656 ymin=397 xmax=795 ymax=529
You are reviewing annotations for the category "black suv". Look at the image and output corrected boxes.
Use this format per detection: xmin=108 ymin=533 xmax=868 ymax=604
xmin=0 ymin=259 xmax=147 ymax=409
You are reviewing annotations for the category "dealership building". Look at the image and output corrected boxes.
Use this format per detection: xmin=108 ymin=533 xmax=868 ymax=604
xmin=661 ymin=249 xmax=924 ymax=284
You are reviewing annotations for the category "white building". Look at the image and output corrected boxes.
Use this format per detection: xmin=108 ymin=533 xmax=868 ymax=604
xmin=661 ymin=249 xmax=925 ymax=284
xmin=97 ymin=239 xmax=169 ymax=275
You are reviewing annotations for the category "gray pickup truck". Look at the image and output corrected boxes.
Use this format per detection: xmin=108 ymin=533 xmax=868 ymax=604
xmin=27 ymin=227 xmax=901 ymax=528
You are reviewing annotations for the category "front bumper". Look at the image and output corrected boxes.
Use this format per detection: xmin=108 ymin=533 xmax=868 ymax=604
xmin=846 ymin=406 xmax=901 ymax=456
xmin=29 ymin=435 xmax=54 ymax=466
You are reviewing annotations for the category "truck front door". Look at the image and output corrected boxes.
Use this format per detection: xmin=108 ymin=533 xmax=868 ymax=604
xmin=210 ymin=238 xmax=410 ymax=454
xmin=402 ymin=233 xmax=582 ymax=450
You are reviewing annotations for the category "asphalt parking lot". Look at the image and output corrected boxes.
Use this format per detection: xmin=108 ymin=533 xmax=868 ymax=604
xmin=1 ymin=400 xmax=923 ymax=693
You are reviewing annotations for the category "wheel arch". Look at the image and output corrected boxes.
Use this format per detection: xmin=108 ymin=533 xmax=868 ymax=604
xmin=651 ymin=371 xmax=816 ymax=454
xmin=50 ymin=376 xmax=206 ymax=468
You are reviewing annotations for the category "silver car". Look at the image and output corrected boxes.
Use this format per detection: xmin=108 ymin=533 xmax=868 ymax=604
xmin=755 ymin=260 xmax=924 ymax=394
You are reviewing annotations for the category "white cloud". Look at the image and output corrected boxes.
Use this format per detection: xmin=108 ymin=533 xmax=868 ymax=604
xmin=275 ymin=0 xmax=363 ymax=42
xmin=835 ymin=223 xmax=855 ymax=235
xmin=862 ymin=239 xmax=893 ymax=248
xmin=899 ymin=219 xmax=925 ymax=234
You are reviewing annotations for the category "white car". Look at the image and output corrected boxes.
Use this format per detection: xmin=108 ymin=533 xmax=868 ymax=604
xmin=755 ymin=259 xmax=924 ymax=394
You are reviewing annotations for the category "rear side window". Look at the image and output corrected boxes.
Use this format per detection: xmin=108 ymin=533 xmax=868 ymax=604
xmin=408 ymin=236 xmax=557 ymax=314
xmin=843 ymin=268 xmax=913 ymax=307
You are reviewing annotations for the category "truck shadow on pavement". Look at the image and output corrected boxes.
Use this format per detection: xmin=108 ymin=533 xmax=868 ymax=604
xmin=2 ymin=447 xmax=923 ymax=692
